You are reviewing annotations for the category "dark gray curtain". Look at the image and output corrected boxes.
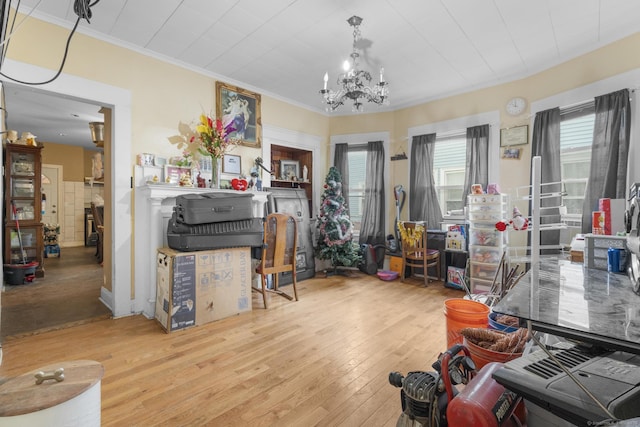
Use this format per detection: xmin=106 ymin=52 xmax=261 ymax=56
xmin=462 ymin=124 xmax=489 ymax=201
xmin=334 ymin=143 xmax=350 ymax=216
xmin=359 ymin=141 xmax=386 ymax=264
xmin=409 ymin=134 xmax=443 ymax=229
xmin=531 ymin=108 xmax=562 ymax=250
xmin=581 ymin=89 xmax=631 ymax=233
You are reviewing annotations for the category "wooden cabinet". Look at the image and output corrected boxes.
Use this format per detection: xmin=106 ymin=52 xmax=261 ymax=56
xmin=270 ymin=144 xmax=313 ymax=212
xmin=4 ymin=144 xmax=45 ymax=277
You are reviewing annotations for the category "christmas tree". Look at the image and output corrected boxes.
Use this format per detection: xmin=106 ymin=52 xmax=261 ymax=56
xmin=315 ymin=167 xmax=362 ymax=271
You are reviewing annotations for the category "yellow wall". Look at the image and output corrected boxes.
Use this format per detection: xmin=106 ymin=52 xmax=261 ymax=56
xmin=40 ymin=141 xmax=85 ymax=181
xmin=8 ymin=12 xmax=640 ymax=235
xmin=7 ymin=12 xmax=329 ymax=175
xmin=40 ymin=141 xmax=103 ymax=182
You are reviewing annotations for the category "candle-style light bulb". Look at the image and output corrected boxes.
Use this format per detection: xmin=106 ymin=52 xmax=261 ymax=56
xmin=343 ymin=60 xmax=350 ymax=72
xmin=380 ymin=67 xmax=385 ymax=83
xmin=323 ymin=72 xmax=328 ymax=90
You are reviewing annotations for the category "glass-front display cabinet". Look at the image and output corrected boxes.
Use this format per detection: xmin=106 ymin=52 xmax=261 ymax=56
xmin=4 ymin=144 xmax=44 ymax=277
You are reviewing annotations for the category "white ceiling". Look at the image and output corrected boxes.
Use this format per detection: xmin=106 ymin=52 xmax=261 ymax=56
xmin=4 ymin=0 xmax=640 ymax=147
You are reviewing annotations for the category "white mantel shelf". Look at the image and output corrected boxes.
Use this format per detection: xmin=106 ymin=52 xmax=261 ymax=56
xmin=133 ymin=183 xmax=269 ymax=318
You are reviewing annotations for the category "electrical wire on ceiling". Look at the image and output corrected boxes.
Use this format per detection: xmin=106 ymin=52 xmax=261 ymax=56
xmin=0 ymin=0 xmax=100 ymax=85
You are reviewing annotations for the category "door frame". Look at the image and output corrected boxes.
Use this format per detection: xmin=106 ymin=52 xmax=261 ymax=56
xmin=41 ymin=164 xmax=63 ymax=234
xmin=3 ymin=59 xmax=133 ymax=318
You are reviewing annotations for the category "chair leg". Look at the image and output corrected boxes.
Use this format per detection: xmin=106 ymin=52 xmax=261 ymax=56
xmin=291 ymin=271 xmax=298 ymax=301
xmin=260 ymin=274 xmax=268 ymax=309
xmin=423 ymin=259 xmax=429 ymax=287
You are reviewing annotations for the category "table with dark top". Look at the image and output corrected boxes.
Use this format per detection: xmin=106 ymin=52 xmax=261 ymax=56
xmin=493 ymin=259 xmax=640 ymax=354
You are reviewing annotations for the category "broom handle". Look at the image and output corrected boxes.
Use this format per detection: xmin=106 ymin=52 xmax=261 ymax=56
xmin=11 ymin=201 xmax=27 ymax=264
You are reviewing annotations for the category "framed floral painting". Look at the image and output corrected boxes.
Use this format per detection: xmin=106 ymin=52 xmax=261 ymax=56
xmin=215 ymin=81 xmax=262 ymax=148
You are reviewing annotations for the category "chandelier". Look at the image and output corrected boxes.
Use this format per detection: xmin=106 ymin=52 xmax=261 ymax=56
xmin=319 ymin=16 xmax=389 ymax=112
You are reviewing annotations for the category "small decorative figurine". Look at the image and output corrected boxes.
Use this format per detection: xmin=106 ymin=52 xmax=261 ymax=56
xmin=196 ymin=173 xmax=206 ymax=188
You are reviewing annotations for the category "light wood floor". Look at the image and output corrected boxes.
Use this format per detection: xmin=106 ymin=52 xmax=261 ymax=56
xmin=0 ymin=272 xmax=462 ymax=426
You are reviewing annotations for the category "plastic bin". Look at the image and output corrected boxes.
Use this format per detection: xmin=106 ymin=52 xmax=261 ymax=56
xmin=488 ymin=312 xmax=519 ymax=333
xmin=4 ymin=262 xmax=38 ymax=285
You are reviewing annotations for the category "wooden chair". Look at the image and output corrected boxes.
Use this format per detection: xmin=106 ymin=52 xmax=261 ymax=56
xmin=253 ymin=213 xmax=299 ymax=309
xmin=399 ymin=221 xmax=441 ymax=286
xmin=90 ymin=202 xmax=104 ymax=265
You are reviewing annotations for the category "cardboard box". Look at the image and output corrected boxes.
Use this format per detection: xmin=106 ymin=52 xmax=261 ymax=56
xmin=155 ymin=247 xmax=252 ymax=333
xmin=389 ymin=256 xmax=403 ymax=274
xmin=598 ymin=198 xmax=626 ymax=235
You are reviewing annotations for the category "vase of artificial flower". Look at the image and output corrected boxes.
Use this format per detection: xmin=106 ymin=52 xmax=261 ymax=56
xmin=193 ymin=114 xmax=234 ymax=189
xmin=210 ymin=156 xmax=221 ymax=189
xmin=168 ymin=113 xmax=237 ymax=190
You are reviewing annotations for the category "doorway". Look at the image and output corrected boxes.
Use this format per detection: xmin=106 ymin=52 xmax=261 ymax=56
xmin=0 ymin=59 xmax=133 ymax=340
xmin=1 ymin=147 xmax=111 ymax=338
xmin=42 ymin=164 xmax=62 ymax=226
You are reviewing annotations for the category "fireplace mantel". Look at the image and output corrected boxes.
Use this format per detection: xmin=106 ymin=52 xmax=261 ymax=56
xmin=133 ymin=183 xmax=268 ymax=318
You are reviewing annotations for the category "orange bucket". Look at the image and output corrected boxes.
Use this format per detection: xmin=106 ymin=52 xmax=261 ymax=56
xmin=443 ymin=298 xmax=490 ymax=348
xmin=464 ymin=337 xmax=522 ymax=371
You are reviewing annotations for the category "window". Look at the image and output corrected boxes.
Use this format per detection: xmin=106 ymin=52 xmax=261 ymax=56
xmin=560 ymin=103 xmax=594 ymax=222
xmin=346 ymin=145 xmax=367 ymax=231
xmin=433 ymin=133 xmax=467 ymax=216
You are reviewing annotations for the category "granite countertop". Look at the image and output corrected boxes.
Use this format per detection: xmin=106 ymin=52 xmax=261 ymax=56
xmin=493 ymin=259 xmax=640 ymax=354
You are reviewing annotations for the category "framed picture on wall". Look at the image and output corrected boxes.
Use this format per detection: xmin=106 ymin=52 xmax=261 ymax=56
xmin=502 ymin=147 xmax=521 ymax=159
xmin=222 ymin=154 xmax=241 ymax=175
xmin=215 ymin=81 xmax=262 ymax=148
xmin=280 ymin=160 xmax=300 ymax=181
xmin=500 ymin=125 xmax=528 ymax=147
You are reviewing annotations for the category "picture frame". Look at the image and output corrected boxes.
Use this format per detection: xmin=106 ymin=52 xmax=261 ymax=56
xmin=502 ymin=147 xmax=521 ymax=159
xmin=280 ymin=160 xmax=300 ymax=181
xmin=164 ymin=165 xmax=192 ymax=184
xmin=222 ymin=154 xmax=241 ymax=175
xmin=215 ymin=81 xmax=262 ymax=148
xmin=219 ymin=176 xmax=233 ymax=190
xmin=500 ymin=125 xmax=528 ymax=147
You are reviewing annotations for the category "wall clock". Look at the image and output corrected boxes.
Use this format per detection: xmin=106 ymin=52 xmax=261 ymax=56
xmin=505 ymin=97 xmax=527 ymax=116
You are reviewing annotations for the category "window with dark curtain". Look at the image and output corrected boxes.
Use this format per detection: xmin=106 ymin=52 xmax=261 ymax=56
xmin=409 ymin=133 xmax=443 ymax=229
xmin=359 ymin=141 xmax=386 ymax=263
xmin=581 ymin=89 xmax=631 ymax=233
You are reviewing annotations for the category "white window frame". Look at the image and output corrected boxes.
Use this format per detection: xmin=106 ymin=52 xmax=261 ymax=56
xmin=407 ymin=111 xmax=501 ymax=216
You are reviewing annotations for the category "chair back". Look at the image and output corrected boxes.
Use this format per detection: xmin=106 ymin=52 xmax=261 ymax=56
xmin=399 ymin=221 xmax=427 ymax=259
xmin=260 ymin=213 xmax=298 ymax=275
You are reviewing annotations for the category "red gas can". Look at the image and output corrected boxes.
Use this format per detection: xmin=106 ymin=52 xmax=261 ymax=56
xmin=447 ymin=362 xmax=525 ymax=427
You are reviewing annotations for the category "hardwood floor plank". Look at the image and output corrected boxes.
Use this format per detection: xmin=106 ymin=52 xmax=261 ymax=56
xmin=0 ymin=273 xmax=463 ymax=426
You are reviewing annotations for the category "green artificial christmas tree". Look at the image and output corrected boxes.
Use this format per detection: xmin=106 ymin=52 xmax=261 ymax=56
xmin=315 ymin=167 xmax=362 ymax=272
